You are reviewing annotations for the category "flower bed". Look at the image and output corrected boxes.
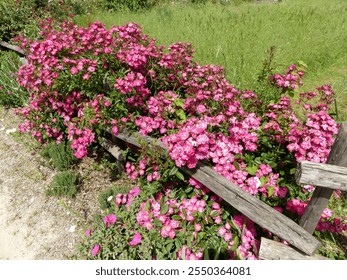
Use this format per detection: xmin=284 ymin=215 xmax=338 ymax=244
xmin=14 ymin=20 xmax=346 ymax=259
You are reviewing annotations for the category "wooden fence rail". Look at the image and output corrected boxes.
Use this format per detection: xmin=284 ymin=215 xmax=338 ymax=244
xmin=106 ymin=123 xmax=347 ymax=258
xmin=298 ymin=122 xmax=347 ymax=234
xmin=104 ymin=131 xmax=321 ymax=256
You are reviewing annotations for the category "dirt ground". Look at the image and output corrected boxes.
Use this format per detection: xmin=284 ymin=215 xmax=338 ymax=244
xmin=0 ymin=107 xmax=119 ymax=260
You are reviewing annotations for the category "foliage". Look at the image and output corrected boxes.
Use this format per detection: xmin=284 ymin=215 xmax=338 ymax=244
xmin=15 ymin=20 xmax=346 ymax=260
xmin=101 ymin=0 xmax=156 ymax=12
xmin=98 ymin=184 xmax=132 ymax=210
xmin=40 ymin=141 xmax=77 ymax=171
xmin=0 ymin=0 xmax=40 ymax=42
xmin=46 ymin=170 xmax=79 ymax=197
xmin=0 ymin=0 xmax=99 ymax=42
xmin=0 ymin=51 xmax=29 ymax=107
xmin=79 ymin=184 xmax=245 ymax=260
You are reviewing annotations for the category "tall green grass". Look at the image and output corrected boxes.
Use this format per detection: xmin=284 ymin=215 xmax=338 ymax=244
xmin=75 ymin=0 xmax=347 ymax=119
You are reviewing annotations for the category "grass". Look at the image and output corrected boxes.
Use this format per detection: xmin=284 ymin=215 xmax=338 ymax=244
xmin=75 ymin=0 xmax=347 ymax=119
xmin=40 ymin=141 xmax=77 ymax=171
xmin=46 ymin=170 xmax=79 ymax=198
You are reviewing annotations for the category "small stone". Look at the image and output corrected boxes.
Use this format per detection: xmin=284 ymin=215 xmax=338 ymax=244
xmin=69 ymin=225 xmax=76 ymax=233
xmin=5 ymin=128 xmax=16 ymax=134
xmin=107 ymin=195 xmax=113 ymax=202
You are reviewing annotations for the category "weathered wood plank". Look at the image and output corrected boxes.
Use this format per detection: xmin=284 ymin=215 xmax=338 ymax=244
xmin=100 ymin=137 xmax=124 ymax=174
xmin=299 ymin=122 xmax=347 ymax=234
xmin=114 ymin=131 xmax=321 ymax=255
xmin=0 ymin=41 xmax=25 ymax=55
xmin=296 ymin=161 xmax=347 ymax=191
xmin=259 ymin=238 xmax=328 ymax=260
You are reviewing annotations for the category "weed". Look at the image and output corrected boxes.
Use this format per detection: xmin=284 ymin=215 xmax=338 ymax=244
xmin=46 ymin=170 xmax=79 ymax=198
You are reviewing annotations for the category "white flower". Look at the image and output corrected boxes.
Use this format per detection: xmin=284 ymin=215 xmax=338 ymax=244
xmin=107 ymin=195 xmax=113 ymax=202
xmin=254 ymin=177 xmax=261 ymax=188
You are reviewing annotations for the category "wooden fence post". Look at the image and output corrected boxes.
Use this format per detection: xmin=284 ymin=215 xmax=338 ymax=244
xmin=299 ymin=122 xmax=347 ymax=233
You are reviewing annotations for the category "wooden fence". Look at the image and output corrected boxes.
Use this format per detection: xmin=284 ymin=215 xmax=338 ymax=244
xmin=101 ymin=122 xmax=347 ymax=259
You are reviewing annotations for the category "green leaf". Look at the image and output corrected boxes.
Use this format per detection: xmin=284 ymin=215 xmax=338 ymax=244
xmin=260 ymin=176 xmax=267 ymax=187
xmin=210 ymin=211 xmax=220 ymax=217
xmin=290 ymin=168 xmax=297 ymax=175
xmin=203 ymin=248 xmax=210 ymax=260
xmin=171 ymin=215 xmax=182 ymax=221
xmin=173 ymin=98 xmax=185 ymax=108
xmin=246 ymin=165 xmax=258 ymax=175
xmin=175 ymin=109 xmax=186 ymax=121
xmin=185 ymin=186 xmax=193 ymax=193
xmin=175 ymin=171 xmax=185 ymax=181
xmin=144 ymin=201 xmax=151 ymax=211
xmin=182 ymin=208 xmax=187 ymax=218
xmin=160 ymin=204 xmax=169 ymax=215
xmin=230 ymin=236 xmax=239 ymax=251
xmin=153 ymin=218 xmax=162 ymax=228
xmin=234 ymin=161 xmax=240 ymax=170
xmin=168 ymin=166 xmax=178 ymax=176
xmin=267 ymin=185 xmax=275 ymax=197
xmin=297 ymin=60 xmax=308 ymax=68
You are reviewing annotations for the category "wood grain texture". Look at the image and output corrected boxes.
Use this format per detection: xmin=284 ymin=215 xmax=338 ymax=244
xmin=299 ymin=122 xmax=347 ymax=233
xmin=296 ymin=161 xmax=347 ymax=191
xmin=259 ymin=238 xmax=328 ymax=260
xmin=114 ymin=131 xmax=321 ymax=255
xmin=0 ymin=41 xmax=25 ymax=55
xmin=100 ymin=137 xmax=124 ymax=174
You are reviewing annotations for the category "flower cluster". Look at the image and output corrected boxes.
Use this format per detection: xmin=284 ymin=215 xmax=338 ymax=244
xmin=14 ymin=20 xmax=346 ymax=260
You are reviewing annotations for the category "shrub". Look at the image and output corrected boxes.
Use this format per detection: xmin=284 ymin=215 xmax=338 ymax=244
xmin=0 ymin=0 xmax=40 ymax=42
xmin=0 ymin=0 xmax=98 ymax=42
xmin=46 ymin=170 xmax=79 ymax=197
xmin=15 ymin=20 xmax=346 ymax=259
xmin=40 ymin=141 xmax=77 ymax=171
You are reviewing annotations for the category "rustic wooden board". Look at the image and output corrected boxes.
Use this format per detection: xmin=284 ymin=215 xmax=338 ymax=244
xmin=259 ymin=238 xmax=328 ymax=260
xmin=100 ymin=137 xmax=124 ymax=174
xmin=114 ymin=131 xmax=321 ymax=256
xmin=296 ymin=161 xmax=347 ymax=191
xmin=0 ymin=41 xmax=25 ymax=55
xmin=299 ymin=122 xmax=347 ymax=234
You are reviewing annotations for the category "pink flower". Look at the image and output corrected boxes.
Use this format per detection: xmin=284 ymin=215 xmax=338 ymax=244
xmin=218 ymin=227 xmax=226 ymax=237
xmin=92 ymin=244 xmax=100 ymax=256
xmin=111 ymin=126 xmax=119 ymax=136
xmin=129 ymin=232 xmax=142 ymax=246
xmin=70 ymin=67 xmax=78 ymax=74
xmin=87 ymin=66 xmax=96 ymax=73
xmin=224 ymin=232 xmax=233 ymax=242
xmin=85 ymin=229 xmax=91 ymax=237
xmin=194 ymin=223 xmax=202 ymax=232
xmin=82 ymin=73 xmax=90 ymax=80
xmin=103 ymin=214 xmax=117 ymax=228
xmin=196 ymin=104 xmax=206 ymax=114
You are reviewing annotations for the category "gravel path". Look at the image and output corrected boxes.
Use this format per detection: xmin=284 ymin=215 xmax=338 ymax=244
xmin=0 ymin=109 xmax=81 ymax=259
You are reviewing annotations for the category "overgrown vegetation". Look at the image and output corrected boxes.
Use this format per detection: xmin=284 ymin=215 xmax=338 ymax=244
xmin=0 ymin=0 xmax=99 ymax=42
xmin=41 ymin=141 xmax=77 ymax=171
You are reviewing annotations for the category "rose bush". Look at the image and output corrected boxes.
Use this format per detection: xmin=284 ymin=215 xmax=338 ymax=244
xmin=14 ymin=20 xmax=347 ymax=259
